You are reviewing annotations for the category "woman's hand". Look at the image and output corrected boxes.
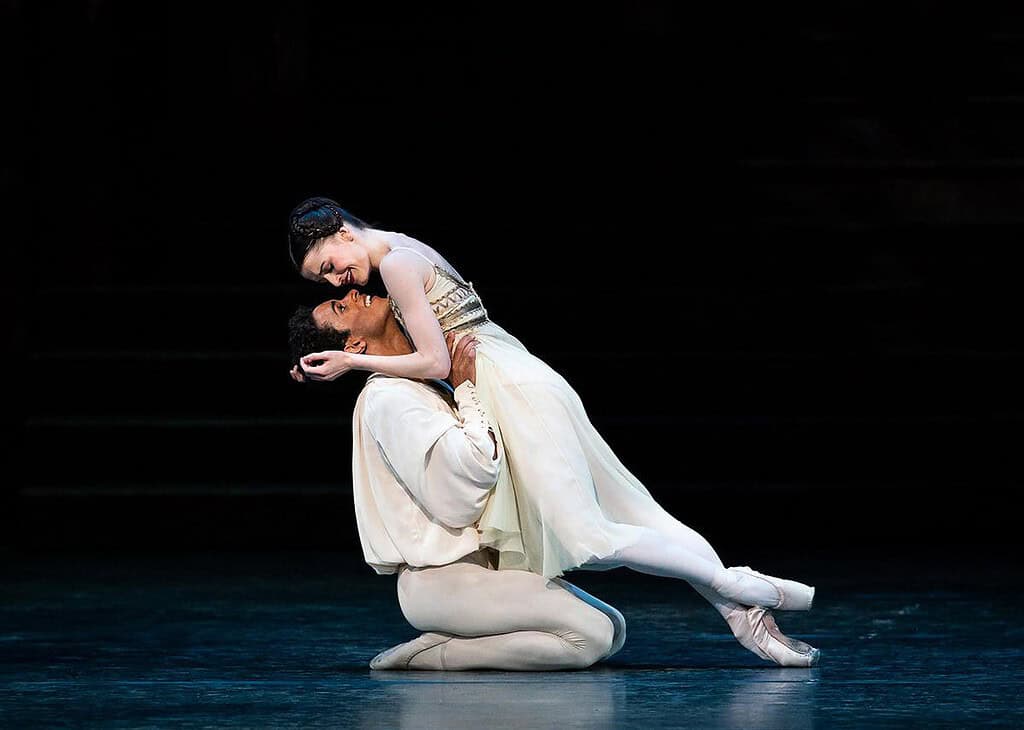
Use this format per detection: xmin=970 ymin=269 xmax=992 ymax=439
xmin=289 ymin=365 xmax=306 ymax=383
xmin=299 ymin=350 xmax=353 ymax=382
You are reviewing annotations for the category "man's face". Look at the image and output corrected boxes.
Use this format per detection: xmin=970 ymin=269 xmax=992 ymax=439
xmin=312 ymin=288 xmax=392 ymax=347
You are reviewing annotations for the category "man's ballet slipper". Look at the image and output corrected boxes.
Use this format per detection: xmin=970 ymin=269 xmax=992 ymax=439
xmin=745 ymin=607 xmax=821 ymax=667
xmin=712 ymin=566 xmax=815 ymax=611
xmin=369 ymin=632 xmax=452 ymax=670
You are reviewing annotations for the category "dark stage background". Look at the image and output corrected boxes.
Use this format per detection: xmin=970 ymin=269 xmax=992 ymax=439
xmin=4 ymin=3 xmax=1022 ymax=558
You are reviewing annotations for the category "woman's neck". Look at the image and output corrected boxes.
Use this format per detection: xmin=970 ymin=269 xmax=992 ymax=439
xmin=363 ymin=228 xmax=402 ymax=269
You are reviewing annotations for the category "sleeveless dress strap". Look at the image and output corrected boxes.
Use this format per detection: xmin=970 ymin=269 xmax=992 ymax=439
xmin=388 ymin=246 xmax=440 ymax=269
xmin=388 ymin=246 xmax=470 ymax=288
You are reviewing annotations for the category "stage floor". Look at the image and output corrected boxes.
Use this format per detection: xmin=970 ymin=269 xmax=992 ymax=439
xmin=2 ymin=548 xmax=1021 ymax=728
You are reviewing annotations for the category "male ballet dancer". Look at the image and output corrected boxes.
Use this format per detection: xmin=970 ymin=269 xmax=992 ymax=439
xmin=288 ymin=290 xmax=819 ymax=668
xmin=290 ymin=300 xmax=624 ymax=670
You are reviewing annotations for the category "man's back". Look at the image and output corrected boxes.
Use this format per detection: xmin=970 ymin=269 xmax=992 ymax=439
xmin=351 ymin=374 xmax=501 ymax=575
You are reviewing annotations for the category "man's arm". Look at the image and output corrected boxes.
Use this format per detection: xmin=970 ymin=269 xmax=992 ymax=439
xmin=363 ymin=338 xmax=500 ymax=528
xmin=447 ymin=333 xmax=498 ymax=461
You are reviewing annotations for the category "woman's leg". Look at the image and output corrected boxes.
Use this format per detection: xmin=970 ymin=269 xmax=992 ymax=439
xmin=583 ymin=526 xmax=786 ymax=607
xmin=579 ymin=522 xmax=811 ymax=661
xmin=386 ymin=557 xmax=616 ymax=671
xmin=583 ymin=509 xmax=815 ymax=614
xmin=618 ymin=510 xmax=767 ymax=640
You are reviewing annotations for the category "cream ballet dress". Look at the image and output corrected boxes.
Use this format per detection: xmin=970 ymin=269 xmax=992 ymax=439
xmin=389 ymin=248 xmax=661 ymax=579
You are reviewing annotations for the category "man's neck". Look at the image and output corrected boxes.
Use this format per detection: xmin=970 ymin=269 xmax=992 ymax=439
xmin=364 ymin=328 xmax=449 ymax=394
xmin=365 ymin=319 xmax=415 ymax=359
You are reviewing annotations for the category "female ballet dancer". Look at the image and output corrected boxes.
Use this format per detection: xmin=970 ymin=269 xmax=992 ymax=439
xmin=287 ymin=197 xmax=820 ymax=666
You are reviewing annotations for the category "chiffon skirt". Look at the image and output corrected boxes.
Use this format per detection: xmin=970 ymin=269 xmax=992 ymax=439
xmin=462 ymin=321 xmax=667 ymax=579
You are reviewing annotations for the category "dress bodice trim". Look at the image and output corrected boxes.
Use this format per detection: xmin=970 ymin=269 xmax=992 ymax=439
xmin=387 ymin=247 xmax=490 ymax=335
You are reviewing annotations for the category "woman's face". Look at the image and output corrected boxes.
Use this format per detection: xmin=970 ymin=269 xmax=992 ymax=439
xmin=299 ymin=225 xmax=371 ymax=288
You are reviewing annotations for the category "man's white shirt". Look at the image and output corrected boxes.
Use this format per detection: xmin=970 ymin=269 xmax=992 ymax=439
xmin=351 ymin=374 xmax=501 ymax=574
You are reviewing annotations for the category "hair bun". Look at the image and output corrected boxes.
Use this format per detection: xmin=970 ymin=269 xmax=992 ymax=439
xmin=289 ymin=198 xmax=341 ymax=234
xmin=287 ymin=197 xmax=369 ymax=270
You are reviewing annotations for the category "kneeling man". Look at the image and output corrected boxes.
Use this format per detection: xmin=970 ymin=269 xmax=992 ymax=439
xmin=288 ymin=290 xmax=625 ymax=670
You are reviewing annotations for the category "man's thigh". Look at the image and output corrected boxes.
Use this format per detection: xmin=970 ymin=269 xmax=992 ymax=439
xmin=397 ymin=560 xmax=609 ymax=639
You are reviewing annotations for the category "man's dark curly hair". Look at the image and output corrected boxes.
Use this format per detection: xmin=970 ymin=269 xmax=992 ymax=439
xmin=287 ymin=305 xmax=351 ymax=369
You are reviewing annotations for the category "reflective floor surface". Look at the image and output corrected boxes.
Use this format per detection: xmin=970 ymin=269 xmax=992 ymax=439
xmin=2 ymin=548 xmax=1022 ymax=728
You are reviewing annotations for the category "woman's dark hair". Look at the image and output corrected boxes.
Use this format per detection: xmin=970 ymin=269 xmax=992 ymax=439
xmin=287 ymin=197 xmax=370 ymax=271
xmin=287 ymin=305 xmax=351 ymax=367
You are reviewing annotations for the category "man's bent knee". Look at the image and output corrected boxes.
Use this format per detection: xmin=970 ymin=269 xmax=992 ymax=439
xmin=568 ymin=609 xmax=615 ymax=668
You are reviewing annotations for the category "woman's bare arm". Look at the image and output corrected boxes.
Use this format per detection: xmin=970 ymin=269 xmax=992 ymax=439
xmin=299 ymin=248 xmax=452 ymax=381
xmin=348 ymin=249 xmax=451 ymax=378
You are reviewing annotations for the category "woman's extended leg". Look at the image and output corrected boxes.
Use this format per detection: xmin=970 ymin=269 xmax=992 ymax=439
xmin=578 ymin=523 xmax=818 ymax=664
xmin=583 ymin=526 xmax=804 ymax=608
xmin=577 ymin=501 xmax=818 ymax=664
xmin=580 ymin=484 xmax=815 ymax=612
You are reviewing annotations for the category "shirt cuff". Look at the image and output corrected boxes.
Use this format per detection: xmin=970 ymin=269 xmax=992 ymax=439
xmin=453 ymin=381 xmax=497 ymax=456
xmin=453 ymin=380 xmax=479 ymax=404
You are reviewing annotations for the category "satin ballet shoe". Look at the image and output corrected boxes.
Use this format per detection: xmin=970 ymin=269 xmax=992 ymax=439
xmin=745 ymin=607 xmax=821 ymax=667
xmin=723 ymin=605 xmax=772 ymax=662
xmin=712 ymin=566 xmax=815 ymax=611
xmin=369 ymin=632 xmax=452 ymax=670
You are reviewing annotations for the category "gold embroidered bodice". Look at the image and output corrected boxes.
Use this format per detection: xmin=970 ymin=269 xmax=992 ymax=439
xmin=389 ymin=261 xmax=490 ymax=335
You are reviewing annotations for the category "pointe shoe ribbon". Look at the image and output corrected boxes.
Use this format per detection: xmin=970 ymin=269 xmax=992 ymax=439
xmin=713 ymin=566 xmax=815 ymax=611
xmin=369 ymin=632 xmax=452 ymax=670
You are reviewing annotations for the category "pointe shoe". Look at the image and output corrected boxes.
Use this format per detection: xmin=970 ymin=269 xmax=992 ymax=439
xmin=712 ymin=566 xmax=815 ymax=611
xmin=745 ymin=607 xmax=821 ymax=667
xmin=369 ymin=632 xmax=452 ymax=670
xmin=723 ymin=606 xmax=772 ymax=662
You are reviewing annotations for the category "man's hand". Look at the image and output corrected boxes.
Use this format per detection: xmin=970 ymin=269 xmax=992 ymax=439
xmin=446 ymin=333 xmax=479 ymax=387
xmin=446 ymin=333 xmax=495 ymax=458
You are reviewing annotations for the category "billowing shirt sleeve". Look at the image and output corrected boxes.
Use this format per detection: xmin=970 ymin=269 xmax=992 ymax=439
xmin=363 ymin=382 xmax=501 ymax=528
